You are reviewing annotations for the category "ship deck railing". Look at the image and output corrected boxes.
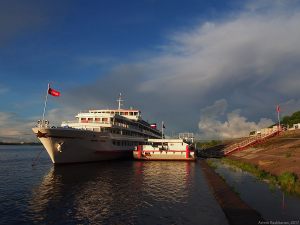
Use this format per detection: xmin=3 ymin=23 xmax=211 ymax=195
xmin=62 ymin=120 xmax=111 ymax=124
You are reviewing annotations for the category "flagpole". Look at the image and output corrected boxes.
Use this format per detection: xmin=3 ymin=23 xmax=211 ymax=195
xmin=277 ymin=105 xmax=281 ymax=132
xmin=42 ymin=83 xmax=50 ymax=127
xmin=161 ymin=121 xmax=164 ymax=150
xmin=278 ymin=109 xmax=281 ymax=131
xmin=162 ymin=121 xmax=164 ymax=139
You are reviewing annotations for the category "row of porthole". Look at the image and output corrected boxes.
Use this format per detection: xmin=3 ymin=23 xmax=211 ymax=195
xmin=112 ymin=140 xmax=139 ymax=146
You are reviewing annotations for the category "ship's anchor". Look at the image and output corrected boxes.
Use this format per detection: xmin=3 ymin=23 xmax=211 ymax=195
xmin=56 ymin=142 xmax=64 ymax=152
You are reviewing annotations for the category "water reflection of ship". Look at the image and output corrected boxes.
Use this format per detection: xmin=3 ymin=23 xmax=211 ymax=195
xmin=28 ymin=163 xmax=137 ymax=224
xmin=133 ymin=161 xmax=194 ymax=202
xmin=28 ymin=161 xmax=195 ymax=224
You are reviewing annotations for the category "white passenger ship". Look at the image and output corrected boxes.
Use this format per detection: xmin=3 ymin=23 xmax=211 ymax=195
xmin=32 ymin=95 xmax=162 ymax=164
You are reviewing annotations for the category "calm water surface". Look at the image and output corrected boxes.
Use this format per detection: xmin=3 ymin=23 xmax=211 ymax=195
xmin=0 ymin=146 xmax=228 ymax=225
xmin=213 ymin=159 xmax=300 ymax=221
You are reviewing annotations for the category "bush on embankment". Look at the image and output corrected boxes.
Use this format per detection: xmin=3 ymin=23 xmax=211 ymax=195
xmin=196 ymin=140 xmax=222 ymax=149
xmin=278 ymin=172 xmax=299 ymax=193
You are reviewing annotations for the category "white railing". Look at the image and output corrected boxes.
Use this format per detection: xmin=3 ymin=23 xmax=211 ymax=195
xmin=223 ymin=130 xmax=280 ymax=155
xmin=62 ymin=120 xmax=111 ymax=124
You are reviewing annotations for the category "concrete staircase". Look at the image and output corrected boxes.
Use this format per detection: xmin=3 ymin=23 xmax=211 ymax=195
xmin=223 ymin=130 xmax=280 ymax=156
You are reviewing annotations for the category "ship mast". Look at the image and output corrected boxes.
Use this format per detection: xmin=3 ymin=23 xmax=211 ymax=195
xmin=117 ymin=93 xmax=124 ymax=110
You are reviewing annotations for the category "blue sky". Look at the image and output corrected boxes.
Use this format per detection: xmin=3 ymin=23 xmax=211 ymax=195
xmin=1 ymin=0 xmax=300 ymax=141
xmin=1 ymin=0 xmax=234 ymax=114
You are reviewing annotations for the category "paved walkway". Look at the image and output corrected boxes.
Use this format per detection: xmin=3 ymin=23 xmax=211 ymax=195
xmin=200 ymin=160 xmax=265 ymax=225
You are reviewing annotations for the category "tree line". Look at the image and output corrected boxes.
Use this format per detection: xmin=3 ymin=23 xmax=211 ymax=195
xmin=280 ymin=111 xmax=300 ymax=127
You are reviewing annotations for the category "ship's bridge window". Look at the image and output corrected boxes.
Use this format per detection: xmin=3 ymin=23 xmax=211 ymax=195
xmin=129 ymin=112 xmax=133 ymax=116
xmin=124 ymin=112 xmax=128 ymax=115
xmin=120 ymin=112 xmax=124 ymax=115
xmin=134 ymin=112 xmax=138 ymax=115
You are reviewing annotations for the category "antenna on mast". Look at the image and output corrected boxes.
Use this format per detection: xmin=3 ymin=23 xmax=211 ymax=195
xmin=117 ymin=93 xmax=124 ymax=110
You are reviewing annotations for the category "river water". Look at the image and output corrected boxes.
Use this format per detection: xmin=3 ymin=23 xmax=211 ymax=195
xmin=213 ymin=159 xmax=300 ymax=222
xmin=2 ymin=146 xmax=299 ymax=224
xmin=0 ymin=146 xmax=228 ymax=225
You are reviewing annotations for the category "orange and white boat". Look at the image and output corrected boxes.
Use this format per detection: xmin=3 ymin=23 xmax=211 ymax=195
xmin=133 ymin=138 xmax=197 ymax=161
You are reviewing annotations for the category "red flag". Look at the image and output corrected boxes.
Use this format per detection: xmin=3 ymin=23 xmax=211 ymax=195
xmin=276 ymin=105 xmax=280 ymax=112
xmin=48 ymin=87 xmax=60 ymax=97
xmin=150 ymin=123 xmax=157 ymax=129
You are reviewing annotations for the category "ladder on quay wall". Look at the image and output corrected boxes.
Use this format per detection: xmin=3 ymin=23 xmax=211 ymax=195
xmin=223 ymin=130 xmax=280 ymax=156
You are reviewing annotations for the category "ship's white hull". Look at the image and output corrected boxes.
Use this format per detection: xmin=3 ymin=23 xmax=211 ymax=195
xmin=32 ymin=127 xmax=140 ymax=164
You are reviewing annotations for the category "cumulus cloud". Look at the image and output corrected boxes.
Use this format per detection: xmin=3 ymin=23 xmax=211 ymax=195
xmin=0 ymin=112 xmax=36 ymax=142
xmin=46 ymin=107 xmax=79 ymax=125
xmin=41 ymin=1 xmax=300 ymax=138
xmin=0 ymin=106 xmax=80 ymax=142
xmin=1 ymin=1 xmax=299 ymax=141
xmin=198 ymin=99 xmax=274 ymax=139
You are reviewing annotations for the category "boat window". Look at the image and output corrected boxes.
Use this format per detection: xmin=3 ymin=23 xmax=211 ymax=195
xmin=124 ymin=112 xmax=128 ymax=115
xmin=129 ymin=112 xmax=133 ymax=116
xmin=81 ymin=118 xmax=87 ymax=123
xmin=95 ymin=118 xmax=100 ymax=122
xmin=134 ymin=112 xmax=138 ymax=115
xmin=102 ymin=118 xmax=108 ymax=122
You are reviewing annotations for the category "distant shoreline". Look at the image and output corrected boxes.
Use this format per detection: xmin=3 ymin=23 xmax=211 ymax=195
xmin=0 ymin=143 xmax=42 ymax=146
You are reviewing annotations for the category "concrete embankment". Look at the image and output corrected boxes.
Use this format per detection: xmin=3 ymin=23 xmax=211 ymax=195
xmin=199 ymin=160 xmax=264 ymax=225
xmin=228 ymin=129 xmax=300 ymax=177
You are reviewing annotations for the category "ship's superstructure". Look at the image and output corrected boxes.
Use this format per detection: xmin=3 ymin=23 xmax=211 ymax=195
xmin=32 ymin=95 xmax=161 ymax=164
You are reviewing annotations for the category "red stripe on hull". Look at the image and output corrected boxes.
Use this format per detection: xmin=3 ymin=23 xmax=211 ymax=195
xmin=94 ymin=150 xmax=132 ymax=154
xmin=133 ymin=158 xmax=196 ymax=161
xmin=134 ymin=150 xmax=195 ymax=153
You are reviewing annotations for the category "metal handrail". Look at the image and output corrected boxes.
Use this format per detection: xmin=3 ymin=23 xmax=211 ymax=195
xmin=223 ymin=130 xmax=280 ymax=155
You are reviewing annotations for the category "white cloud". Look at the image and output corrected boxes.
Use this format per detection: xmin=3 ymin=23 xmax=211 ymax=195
xmin=0 ymin=112 xmax=36 ymax=142
xmin=63 ymin=3 xmax=300 ymax=137
xmin=198 ymin=100 xmax=274 ymax=139
xmin=0 ymin=106 xmax=81 ymax=142
xmin=46 ymin=107 xmax=78 ymax=125
xmin=0 ymin=1 xmax=287 ymax=140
